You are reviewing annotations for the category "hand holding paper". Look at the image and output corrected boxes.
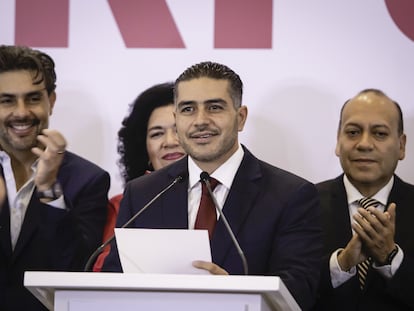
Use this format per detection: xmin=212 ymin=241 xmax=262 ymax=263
xmin=115 ymin=228 xmax=212 ymax=274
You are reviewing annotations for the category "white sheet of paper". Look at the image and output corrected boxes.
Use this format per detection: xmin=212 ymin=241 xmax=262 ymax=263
xmin=115 ymin=228 xmax=212 ymax=274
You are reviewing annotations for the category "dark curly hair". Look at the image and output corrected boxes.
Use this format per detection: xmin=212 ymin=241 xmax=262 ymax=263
xmin=117 ymin=82 xmax=175 ymax=184
xmin=0 ymin=45 xmax=57 ymax=94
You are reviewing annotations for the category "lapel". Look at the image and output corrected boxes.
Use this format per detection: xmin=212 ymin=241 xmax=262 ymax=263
xmin=387 ymin=175 xmax=406 ymax=207
xmin=11 ymin=194 xmax=40 ymax=260
xmin=161 ymin=157 xmax=189 ymax=228
xmin=326 ymin=176 xmax=354 ymax=249
xmin=386 ymin=175 xmax=409 ymax=243
xmin=0 ymin=165 xmax=12 ymax=257
xmin=210 ymin=147 xmax=261 ymax=266
xmin=10 ymin=154 xmax=69 ymax=260
xmin=0 ymin=199 xmax=12 ymax=258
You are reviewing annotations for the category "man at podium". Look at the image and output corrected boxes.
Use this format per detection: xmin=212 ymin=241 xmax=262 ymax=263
xmin=103 ymin=61 xmax=322 ymax=310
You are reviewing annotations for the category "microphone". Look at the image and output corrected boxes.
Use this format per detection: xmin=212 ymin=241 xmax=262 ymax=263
xmin=200 ymin=171 xmax=248 ymax=275
xmin=83 ymin=173 xmax=186 ymax=272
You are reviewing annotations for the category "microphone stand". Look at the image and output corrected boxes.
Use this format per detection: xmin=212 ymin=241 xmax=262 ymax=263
xmin=83 ymin=174 xmax=184 ymax=272
xmin=201 ymin=173 xmax=248 ymax=275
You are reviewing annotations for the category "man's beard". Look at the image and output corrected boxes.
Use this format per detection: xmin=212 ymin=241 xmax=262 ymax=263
xmin=0 ymin=123 xmax=42 ymax=152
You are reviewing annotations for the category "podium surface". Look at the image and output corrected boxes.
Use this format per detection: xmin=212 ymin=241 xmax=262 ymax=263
xmin=24 ymin=271 xmax=300 ymax=311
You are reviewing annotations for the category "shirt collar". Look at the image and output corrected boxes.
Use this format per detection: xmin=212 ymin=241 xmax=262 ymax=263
xmin=188 ymin=144 xmax=244 ymax=190
xmin=0 ymin=150 xmax=39 ymax=170
xmin=0 ymin=150 xmax=8 ymax=164
xmin=343 ymin=174 xmax=394 ymax=206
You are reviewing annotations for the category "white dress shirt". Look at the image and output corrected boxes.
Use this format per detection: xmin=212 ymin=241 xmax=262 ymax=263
xmin=187 ymin=144 xmax=244 ymax=229
xmin=0 ymin=151 xmax=65 ymax=250
xmin=330 ymin=174 xmax=404 ymax=288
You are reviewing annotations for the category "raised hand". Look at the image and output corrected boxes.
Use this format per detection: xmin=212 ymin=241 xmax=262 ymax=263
xmin=31 ymin=129 xmax=67 ymax=191
xmin=338 ymin=233 xmax=368 ymax=271
xmin=352 ymin=203 xmax=396 ymax=264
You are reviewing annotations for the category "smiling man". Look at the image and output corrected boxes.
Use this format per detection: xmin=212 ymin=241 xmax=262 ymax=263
xmin=314 ymin=89 xmax=414 ymax=310
xmin=0 ymin=45 xmax=110 ymax=311
xmin=103 ymin=61 xmax=322 ymax=310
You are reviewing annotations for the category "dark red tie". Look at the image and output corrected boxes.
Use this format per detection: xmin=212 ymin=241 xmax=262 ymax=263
xmin=195 ymin=178 xmax=219 ymax=239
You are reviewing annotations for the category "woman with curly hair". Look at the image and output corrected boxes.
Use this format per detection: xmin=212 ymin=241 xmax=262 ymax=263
xmin=93 ymin=82 xmax=186 ymax=271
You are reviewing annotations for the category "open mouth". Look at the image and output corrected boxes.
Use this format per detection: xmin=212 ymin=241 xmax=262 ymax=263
xmin=7 ymin=119 xmax=40 ymax=136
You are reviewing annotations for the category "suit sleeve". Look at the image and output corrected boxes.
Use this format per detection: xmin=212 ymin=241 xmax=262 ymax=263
xmin=385 ymin=241 xmax=414 ymax=307
xmin=40 ymin=169 xmax=110 ymax=270
xmin=101 ymin=181 xmax=136 ymax=272
xmin=269 ymin=181 xmax=322 ymax=311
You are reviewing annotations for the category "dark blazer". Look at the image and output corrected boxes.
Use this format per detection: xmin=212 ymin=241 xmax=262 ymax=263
xmin=103 ymin=147 xmax=322 ymax=310
xmin=0 ymin=151 xmax=110 ymax=311
xmin=313 ymin=174 xmax=414 ymax=310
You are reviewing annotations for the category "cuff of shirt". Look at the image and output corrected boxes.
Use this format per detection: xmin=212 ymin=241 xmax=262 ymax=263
xmin=329 ymin=248 xmax=356 ymax=288
xmin=45 ymin=195 xmax=66 ymax=210
xmin=372 ymin=244 xmax=404 ymax=279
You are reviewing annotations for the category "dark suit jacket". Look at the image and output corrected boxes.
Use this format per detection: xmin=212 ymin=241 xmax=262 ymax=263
xmin=313 ymin=175 xmax=414 ymax=310
xmin=0 ymin=151 xmax=110 ymax=311
xmin=103 ymin=147 xmax=322 ymax=310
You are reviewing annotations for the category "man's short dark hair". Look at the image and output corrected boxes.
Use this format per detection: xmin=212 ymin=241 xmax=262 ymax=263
xmin=174 ymin=61 xmax=243 ymax=108
xmin=0 ymin=45 xmax=57 ymax=94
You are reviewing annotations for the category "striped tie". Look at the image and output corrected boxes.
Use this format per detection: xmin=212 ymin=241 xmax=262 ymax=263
xmin=356 ymin=197 xmax=380 ymax=290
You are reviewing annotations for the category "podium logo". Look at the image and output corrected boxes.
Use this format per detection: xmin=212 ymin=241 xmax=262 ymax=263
xmin=14 ymin=0 xmax=273 ymax=48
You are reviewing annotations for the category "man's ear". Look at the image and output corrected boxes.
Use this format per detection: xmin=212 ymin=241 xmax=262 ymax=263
xmin=237 ymin=105 xmax=248 ymax=131
xmin=399 ymin=133 xmax=407 ymax=160
xmin=48 ymin=91 xmax=57 ymax=115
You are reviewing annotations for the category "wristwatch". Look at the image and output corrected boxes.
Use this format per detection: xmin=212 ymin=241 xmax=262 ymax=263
xmin=37 ymin=181 xmax=63 ymax=200
xmin=385 ymin=246 xmax=399 ymax=265
xmin=377 ymin=246 xmax=398 ymax=266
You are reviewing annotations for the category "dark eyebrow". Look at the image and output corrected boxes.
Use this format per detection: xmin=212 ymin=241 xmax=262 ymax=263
xmin=0 ymin=92 xmax=16 ymax=98
xmin=147 ymin=125 xmax=165 ymax=132
xmin=177 ymin=98 xmax=227 ymax=107
xmin=0 ymin=88 xmax=46 ymax=98
xmin=204 ymin=98 xmax=227 ymax=105
xmin=26 ymin=90 xmax=44 ymax=96
xmin=177 ymin=100 xmax=196 ymax=108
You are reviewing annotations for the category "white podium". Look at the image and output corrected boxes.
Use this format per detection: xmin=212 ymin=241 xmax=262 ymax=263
xmin=24 ymin=272 xmax=301 ymax=311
